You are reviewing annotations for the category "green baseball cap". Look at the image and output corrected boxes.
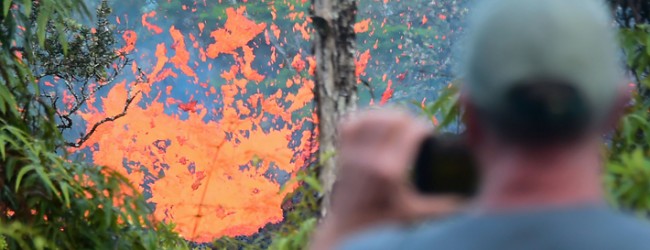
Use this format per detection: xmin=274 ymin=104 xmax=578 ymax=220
xmin=458 ymin=0 xmax=624 ymax=132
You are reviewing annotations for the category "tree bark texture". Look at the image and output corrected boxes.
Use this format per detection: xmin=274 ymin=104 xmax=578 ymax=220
xmin=311 ymin=0 xmax=358 ymax=216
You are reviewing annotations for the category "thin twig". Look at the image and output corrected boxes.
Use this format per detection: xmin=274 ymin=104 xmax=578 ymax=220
xmin=65 ymin=90 xmax=141 ymax=148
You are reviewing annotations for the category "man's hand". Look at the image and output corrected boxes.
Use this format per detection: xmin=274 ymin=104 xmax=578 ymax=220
xmin=311 ymin=108 xmax=464 ymax=249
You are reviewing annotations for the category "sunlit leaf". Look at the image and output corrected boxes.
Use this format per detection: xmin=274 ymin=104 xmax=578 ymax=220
xmin=303 ymin=176 xmax=323 ymax=193
xmin=22 ymin=0 xmax=31 ymax=16
xmin=60 ymin=182 xmax=71 ymax=208
xmin=14 ymin=165 xmax=36 ymax=191
xmin=36 ymin=3 xmax=53 ymax=46
xmin=2 ymin=0 xmax=11 ymax=17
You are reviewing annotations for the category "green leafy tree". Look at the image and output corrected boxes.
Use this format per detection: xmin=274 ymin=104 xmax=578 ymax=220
xmin=27 ymin=0 xmax=144 ymax=148
xmin=0 ymin=1 xmax=187 ymax=249
xmin=605 ymin=0 xmax=650 ymax=214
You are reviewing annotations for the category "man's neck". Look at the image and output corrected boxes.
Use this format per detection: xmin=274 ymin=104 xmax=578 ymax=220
xmin=472 ymin=138 xmax=605 ymax=214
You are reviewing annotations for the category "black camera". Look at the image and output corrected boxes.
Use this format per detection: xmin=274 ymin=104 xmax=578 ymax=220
xmin=411 ymin=133 xmax=479 ymax=197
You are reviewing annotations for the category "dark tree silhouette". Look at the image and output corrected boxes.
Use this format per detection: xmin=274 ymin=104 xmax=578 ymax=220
xmin=28 ymin=0 xmax=144 ymax=147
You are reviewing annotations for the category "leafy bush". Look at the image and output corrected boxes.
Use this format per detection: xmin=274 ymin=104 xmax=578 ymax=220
xmin=605 ymin=24 xmax=650 ymax=214
xmin=0 ymin=1 xmax=188 ymax=249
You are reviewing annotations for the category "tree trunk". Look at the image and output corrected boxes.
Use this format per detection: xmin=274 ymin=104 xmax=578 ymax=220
xmin=311 ymin=0 xmax=358 ymax=216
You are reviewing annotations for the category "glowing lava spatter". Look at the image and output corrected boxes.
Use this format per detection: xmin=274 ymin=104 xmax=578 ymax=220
xmin=78 ymin=81 xmax=315 ymax=241
xmin=73 ymin=5 xmax=328 ymax=242
xmin=62 ymin=0 xmax=388 ymax=241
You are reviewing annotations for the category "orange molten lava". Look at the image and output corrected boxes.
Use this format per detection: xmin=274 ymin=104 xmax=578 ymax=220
xmin=142 ymin=11 xmax=163 ymax=34
xmin=206 ymin=7 xmax=266 ymax=59
xmin=72 ymin=6 xmax=320 ymax=242
xmin=72 ymin=3 xmax=370 ymax=243
xmin=78 ymin=80 xmax=314 ymax=241
xmin=380 ymin=80 xmax=394 ymax=105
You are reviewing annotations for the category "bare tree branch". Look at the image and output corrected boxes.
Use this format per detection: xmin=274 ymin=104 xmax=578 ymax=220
xmin=65 ymin=89 xmax=141 ymax=148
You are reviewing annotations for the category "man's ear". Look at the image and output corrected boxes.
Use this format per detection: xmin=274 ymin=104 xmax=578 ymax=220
xmin=602 ymin=83 xmax=633 ymax=132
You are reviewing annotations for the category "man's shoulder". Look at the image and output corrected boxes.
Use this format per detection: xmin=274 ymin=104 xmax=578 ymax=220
xmin=336 ymin=207 xmax=650 ymax=250
xmin=576 ymin=209 xmax=650 ymax=248
xmin=335 ymin=225 xmax=408 ymax=250
xmin=336 ymin=217 xmax=461 ymax=250
xmin=595 ymin=209 xmax=650 ymax=237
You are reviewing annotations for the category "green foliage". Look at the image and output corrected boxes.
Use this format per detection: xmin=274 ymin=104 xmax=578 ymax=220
xmin=33 ymin=0 xmax=120 ymax=83
xmin=29 ymin=0 xmax=141 ymax=147
xmin=0 ymin=0 xmax=89 ymax=53
xmin=413 ymin=82 xmax=461 ymax=132
xmin=0 ymin=1 xmax=188 ymax=249
xmin=267 ymin=169 xmax=322 ymax=250
xmin=268 ymin=218 xmax=318 ymax=250
xmin=606 ymin=149 xmax=650 ymax=213
xmin=0 ymin=221 xmax=53 ymax=250
xmin=606 ymin=24 xmax=650 ymax=214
